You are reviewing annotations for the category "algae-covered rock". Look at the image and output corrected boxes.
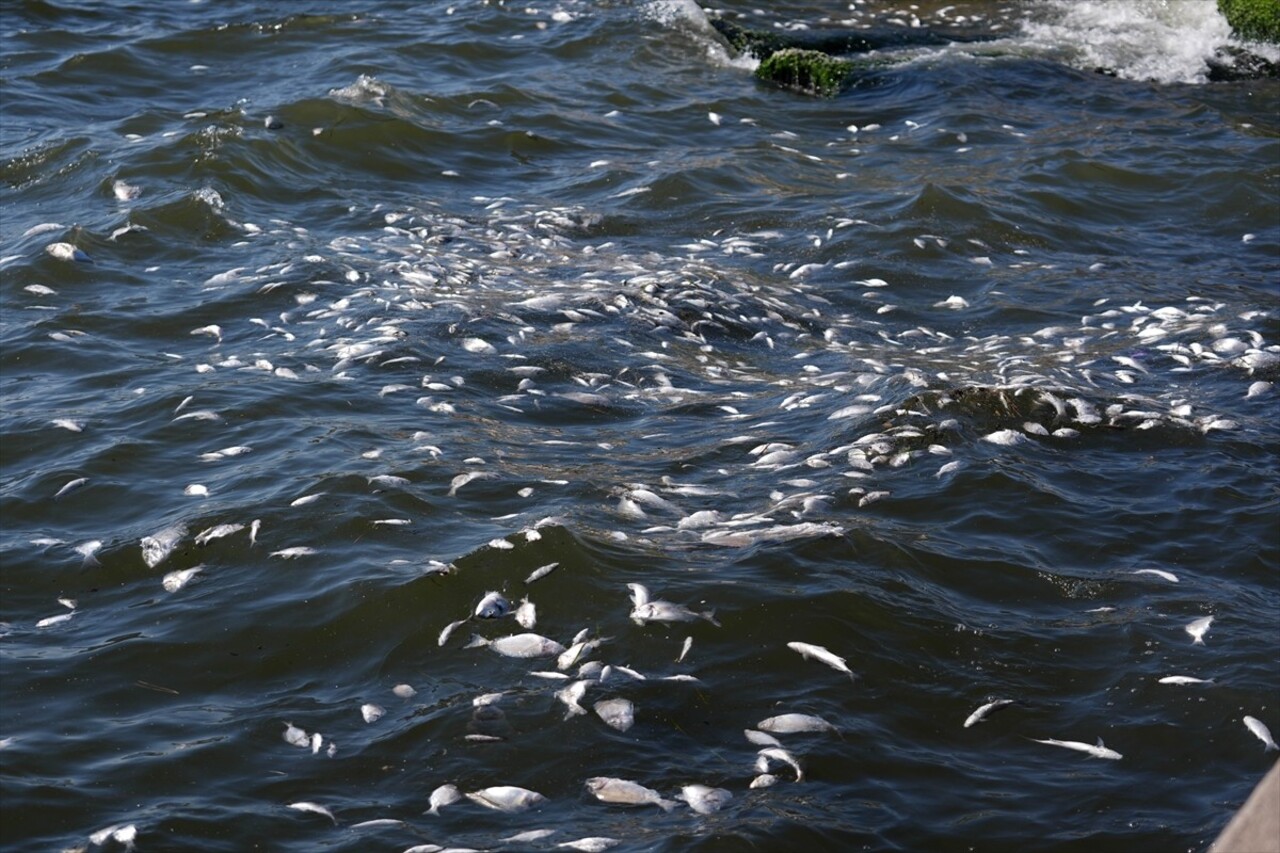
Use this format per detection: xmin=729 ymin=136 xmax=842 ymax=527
xmin=1218 ymin=0 xmax=1280 ymax=43
xmin=756 ymin=48 xmax=854 ymax=97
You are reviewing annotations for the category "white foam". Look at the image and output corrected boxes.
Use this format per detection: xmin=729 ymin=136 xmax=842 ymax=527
xmin=1020 ymin=0 xmax=1237 ymax=84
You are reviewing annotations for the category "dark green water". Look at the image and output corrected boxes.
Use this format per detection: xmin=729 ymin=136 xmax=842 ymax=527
xmin=2 ymin=1 xmax=1278 ymax=851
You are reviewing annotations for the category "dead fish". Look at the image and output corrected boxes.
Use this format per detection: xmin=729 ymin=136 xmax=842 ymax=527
xmin=744 ymin=729 xmax=783 ymax=748
xmin=1158 ymin=676 xmax=1213 ymax=685
xmin=964 ymin=698 xmax=1018 ymax=728
xmin=584 ymin=777 xmax=678 ymax=811
xmin=1185 ymin=615 xmax=1213 ymax=645
xmin=346 ymin=819 xmax=404 ymax=833
xmin=290 ymin=493 xmax=325 ymax=507
xmin=183 ymin=484 xmax=209 ymax=497
xmin=361 ymin=703 xmax=385 ymax=723
xmin=1243 ymin=716 xmax=1279 ymax=751
xmin=475 ymin=591 xmax=511 ymax=619
xmin=283 ymin=722 xmax=309 ymax=748
xmin=556 ymin=680 xmax=590 ymax=718
xmin=756 ymin=747 xmax=805 ymax=781
xmin=677 ymin=635 xmax=693 ymax=663
xmin=558 ymin=637 xmax=607 ymax=671
xmin=525 ymin=562 xmax=559 ymax=584
xmin=288 ymin=801 xmax=338 ymax=824
xmin=141 ymin=523 xmax=186 ymax=568
xmin=393 ymin=683 xmax=416 ymax=698
xmin=1031 ymin=737 xmax=1122 ymax=760
xmin=593 ymin=698 xmax=635 ymax=732
xmin=162 ymin=566 xmax=202 ymax=593
xmin=271 ymin=546 xmax=318 ymax=559
xmin=750 ymin=773 xmax=778 ymax=789
xmin=249 ymin=519 xmax=261 ymax=546
xmin=630 ymin=599 xmax=719 ymax=627
xmin=194 ymin=523 xmax=244 ymax=545
xmin=36 ymin=612 xmax=74 ymax=628
xmin=1131 ymin=568 xmax=1178 ymax=583
xmin=757 ymin=713 xmax=837 ymax=734
xmin=426 ymin=783 xmax=462 ymax=815
xmin=676 ymin=784 xmax=732 ymax=815
xmin=438 ymin=619 xmax=467 ymax=647
xmin=503 ymin=829 xmax=558 ymax=843
xmin=464 ymin=785 xmax=547 ymax=812
xmin=787 ymin=641 xmax=855 ymax=680
xmin=54 ymin=477 xmax=88 ymax=499
xmin=74 ymin=539 xmax=103 ymax=566
xmin=466 ymin=633 xmax=566 ymax=658
xmin=514 ymin=597 xmax=537 ymax=629
xmin=557 ymin=838 xmax=620 ymax=852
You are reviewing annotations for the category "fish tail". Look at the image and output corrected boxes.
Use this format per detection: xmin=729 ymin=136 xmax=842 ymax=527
xmin=701 ymin=609 xmax=721 ymax=628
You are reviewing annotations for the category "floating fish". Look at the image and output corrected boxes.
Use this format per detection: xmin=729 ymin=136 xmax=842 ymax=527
xmin=502 ymin=829 xmax=557 ymax=843
xmin=787 ymin=641 xmax=855 ymax=680
xmin=1185 ymin=615 xmax=1213 ymax=645
xmin=195 ymin=523 xmax=245 ymax=545
xmin=757 ymin=713 xmax=837 ymax=734
xmin=584 ymin=777 xmax=678 ymax=811
xmin=475 ymin=591 xmax=511 ymax=619
xmin=1157 ymin=676 xmax=1213 ymax=685
xmin=361 ymin=703 xmax=385 ymax=723
xmin=350 ymin=818 xmax=405 ymax=830
xmin=466 ymin=633 xmax=566 ymax=658
xmin=964 ymin=698 xmax=1018 ymax=728
xmin=1243 ymin=716 xmax=1278 ymax=751
xmin=74 ymin=539 xmax=103 ymax=566
xmin=556 ymin=680 xmax=590 ymax=718
xmin=271 ymin=546 xmax=318 ymax=559
xmin=756 ymin=747 xmax=805 ymax=781
xmin=288 ymin=801 xmax=338 ymax=824
xmin=283 ymin=722 xmax=309 ymax=748
xmin=677 ymin=784 xmax=732 ymax=815
xmin=141 ymin=524 xmax=186 ymax=568
xmin=1131 ymin=568 xmax=1179 ymax=583
xmin=393 ymin=683 xmax=416 ymax=698
xmin=438 ymin=619 xmax=467 ymax=647
xmin=514 ymin=597 xmax=537 ymax=629
xmin=162 ymin=566 xmax=202 ymax=593
xmin=593 ymin=698 xmax=635 ymax=732
xmin=464 ymin=785 xmax=546 ymax=812
xmin=525 ymin=562 xmax=559 ymax=584
xmin=54 ymin=477 xmax=88 ymax=499
xmin=557 ymin=838 xmax=619 ymax=852
xmin=1031 ymin=737 xmax=1122 ymax=760
xmin=426 ymin=783 xmax=462 ymax=815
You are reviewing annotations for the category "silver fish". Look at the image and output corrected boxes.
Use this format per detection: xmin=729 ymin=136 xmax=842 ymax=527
xmin=558 ymin=637 xmax=607 ymax=671
xmin=1185 ymin=615 xmax=1213 ymax=645
xmin=557 ymin=838 xmax=620 ymax=852
xmin=556 ymin=680 xmax=590 ymax=718
xmin=249 ymin=519 xmax=261 ymax=546
xmin=1243 ymin=716 xmax=1279 ymax=751
xmin=271 ymin=546 xmax=318 ymax=559
xmin=583 ymin=777 xmax=678 ymax=811
xmin=54 ymin=477 xmax=88 ymax=499
xmin=593 ymin=698 xmax=635 ymax=732
xmin=283 ymin=722 xmax=309 ymax=748
xmin=749 ymin=773 xmax=778 ymax=789
xmin=787 ymin=641 xmax=855 ymax=680
xmin=1157 ymin=676 xmax=1213 ymax=685
xmin=141 ymin=523 xmax=186 ymax=568
xmin=756 ymin=747 xmax=805 ymax=781
xmin=438 ymin=619 xmax=467 ymax=647
xmin=162 ymin=566 xmax=202 ymax=593
xmin=74 ymin=539 xmax=103 ymax=566
xmin=525 ymin=562 xmax=559 ymax=584
xmin=757 ymin=713 xmax=837 ymax=734
xmin=288 ymin=801 xmax=338 ymax=824
xmin=465 ymin=785 xmax=547 ymax=812
xmin=475 ymin=590 xmax=511 ymax=618
xmin=1130 ymin=568 xmax=1178 ymax=583
xmin=677 ymin=635 xmax=693 ymax=663
xmin=964 ymin=698 xmax=1018 ymax=728
xmin=1031 ymin=737 xmax=1122 ymax=760
xmin=466 ymin=633 xmax=566 ymax=658
xmin=351 ymin=819 xmax=405 ymax=830
xmin=631 ymin=600 xmax=719 ymax=627
xmin=677 ymin=784 xmax=732 ymax=815
xmin=502 ymin=829 xmax=557 ymax=843
xmin=744 ymin=729 xmax=783 ymax=748
xmin=360 ymin=703 xmax=385 ymax=723
xmin=426 ymin=783 xmax=462 ymax=815
xmin=514 ymin=597 xmax=537 ymax=629
xmin=194 ymin=523 xmax=244 ymax=545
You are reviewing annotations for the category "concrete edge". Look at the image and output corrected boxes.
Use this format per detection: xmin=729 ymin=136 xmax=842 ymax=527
xmin=1210 ymin=758 xmax=1280 ymax=853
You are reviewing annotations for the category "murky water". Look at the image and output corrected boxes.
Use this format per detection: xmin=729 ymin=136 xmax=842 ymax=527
xmin=2 ymin=2 xmax=1278 ymax=851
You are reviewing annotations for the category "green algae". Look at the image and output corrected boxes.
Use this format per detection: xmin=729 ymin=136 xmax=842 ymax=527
xmin=755 ymin=48 xmax=854 ymax=98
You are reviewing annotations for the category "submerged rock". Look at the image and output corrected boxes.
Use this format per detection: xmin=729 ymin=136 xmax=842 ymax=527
xmin=755 ymin=48 xmax=854 ymax=98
